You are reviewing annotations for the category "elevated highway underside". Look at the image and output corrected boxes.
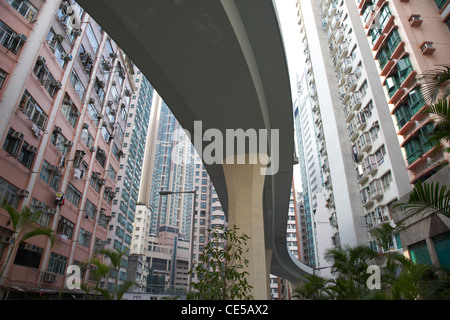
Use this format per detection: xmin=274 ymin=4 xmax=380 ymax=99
xmin=78 ymin=0 xmax=313 ymax=297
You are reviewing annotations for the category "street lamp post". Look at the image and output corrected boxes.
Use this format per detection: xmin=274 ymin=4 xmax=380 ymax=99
xmin=159 ymin=189 xmax=197 ymax=294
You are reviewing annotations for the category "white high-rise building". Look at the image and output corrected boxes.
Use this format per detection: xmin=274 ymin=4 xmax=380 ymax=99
xmin=297 ymin=0 xmax=412 ymax=260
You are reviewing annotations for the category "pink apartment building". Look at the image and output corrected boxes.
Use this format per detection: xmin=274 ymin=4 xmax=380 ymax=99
xmin=0 ymin=0 xmax=135 ymax=299
xmin=356 ymin=0 xmax=450 ymax=184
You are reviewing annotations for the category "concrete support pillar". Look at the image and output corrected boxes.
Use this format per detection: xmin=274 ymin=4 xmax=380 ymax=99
xmin=222 ymin=153 xmax=270 ymax=300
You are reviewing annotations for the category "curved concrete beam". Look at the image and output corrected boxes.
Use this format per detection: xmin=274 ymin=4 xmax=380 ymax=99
xmin=77 ymin=0 xmax=313 ymax=282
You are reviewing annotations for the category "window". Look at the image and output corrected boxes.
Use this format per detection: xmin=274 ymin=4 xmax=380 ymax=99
xmin=107 ymin=164 xmax=116 ymax=182
xmin=14 ymin=242 xmax=42 ymax=268
xmin=0 ymin=69 xmax=7 ymax=89
xmin=85 ymin=24 xmax=99 ymax=53
xmin=6 ymin=0 xmax=38 ymax=23
xmin=51 ymin=130 xmax=70 ymax=156
xmin=381 ymin=171 xmax=392 ymax=190
xmin=57 ymin=217 xmax=75 ymax=239
xmin=33 ymin=60 xmax=59 ymax=98
xmin=96 ymin=148 xmax=107 ymax=167
xmin=93 ymin=78 xmax=105 ymax=102
xmin=0 ymin=21 xmax=26 ymax=54
xmin=60 ymin=99 xmax=79 ymax=127
xmin=79 ymin=229 xmax=91 ymax=247
xmin=435 ymin=0 xmax=447 ymax=10
xmin=39 ymin=160 xmax=61 ymax=191
xmin=45 ymin=28 xmax=69 ymax=68
xmin=0 ymin=177 xmax=20 ymax=208
xmin=80 ymin=128 xmax=94 ymax=148
xmin=3 ymin=128 xmax=23 ymax=156
xmin=379 ymin=5 xmax=391 ymax=30
xmin=17 ymin=141 xmax=36 ymax=169
xmin=18 ymin=91 xmax=48 ymax=129
xmin=84 ymin=199 xmax=97 ymax=219
xmin=101 ymin=126 xmax=111 ymax=143
xmin=66 ymin=183 xmax=82 ymax=207
xmin=87 ymin=103 xmax=99 ymax=125
xmin=409 ymin=241 xmax=432 ymax=266
xmin=47 ymin=252 xmax=67 ymax=274
xmin=69 ymin=70 xmax=85 ymax=101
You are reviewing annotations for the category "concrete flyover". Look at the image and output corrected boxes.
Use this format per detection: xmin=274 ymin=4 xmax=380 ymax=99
xmin=77 ymin=0 xmax=313 ymax=298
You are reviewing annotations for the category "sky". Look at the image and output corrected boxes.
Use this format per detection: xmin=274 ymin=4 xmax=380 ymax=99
xmin=273 ymin=0 xmax=306 ymax=191
xmin=274 ymin=0 xmax=305 ymax=99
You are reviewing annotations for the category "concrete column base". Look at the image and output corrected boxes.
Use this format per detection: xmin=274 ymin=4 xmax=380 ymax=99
xmin=223 ymin=154 xmax=270 ymax=300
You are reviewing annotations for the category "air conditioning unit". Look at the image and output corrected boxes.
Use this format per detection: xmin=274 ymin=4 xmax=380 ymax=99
xmin=102 ymin=61 xmax=111 ymax=71
xmin=46 ymin=208 xmax=57 ymax=215
xmin=0 ymin=236 xmax=12 ymax=244
xmin=75 ymin=150 xmax=86 ymax=158
xmin=89 ymin=146 xmax=96 ymax=152
xmin=72 ymin=28 xmax=82 ymax=37
xmin=36 ymin=201 xmax=46 ymax=208
xmin=70 ymin=110 xmax=80 ymax=117
xmin=109 ymin=52 xmax=118 ymax=59
xmin=42 ymin=272 xmax=57 ymax=283
xmin=48 ymin=164 xmax=58 ymax=172
xmin=36 ymin=56 xmax=46 ymax=65
xmin=82 ymin=123 xmax=89 ymax=130
xmin=62 ymin=54 xmax=73 ymax=61
xmin=88 ymin=98 xmax=95 ymax=104
xmin=16 ymin=189 xmax=29 ymax=197
xmin=64 ymin=141 xmax=74 ymax=147
xmin=92 ymin=172 xmax=101 ymax=179
xmin=11 ymin=132 xmax=24 ymax=140
xmin=99 ymin=178 xmax=106 ymax=185
xmin=53 ymin=126 xmax=62 ymax=134
xmin=107 ymin=100 xmax=113 ymax=107
xmin=51 ymin=80 xmax=62 ymax=89
xmin=54 ymin=34 xmax=64 ymax=43
xmin=26 ymin=145 xmax=38 ymax=153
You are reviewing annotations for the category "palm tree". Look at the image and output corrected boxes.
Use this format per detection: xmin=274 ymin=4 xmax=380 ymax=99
xmin=0 ymin=200 xmax=55 ymax=283
xmin=323 ymin=245 xmax=378 ymax=299
xmin=86 ymin=248 xmax=137 ymax=300
xmin=393 ymin=180 xmax=450 ymax=219
xmin=292 ymin=274 xmax=333 ymax=300
xmin=417 ymin=63 xmax=450 ymax=154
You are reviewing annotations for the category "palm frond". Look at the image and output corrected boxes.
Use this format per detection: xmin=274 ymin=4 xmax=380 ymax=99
xmin=393 ymin=180 xmax=450 ymax=219
xmin=416 ymin=64 xmax=450 ymax=104
xmin=1 ymin=200 xmax=20 ymax=230
xmin=22 ymin=227 xmax=55 ymax=247
xmin=116 ymin=280 xmax=137 ymax=300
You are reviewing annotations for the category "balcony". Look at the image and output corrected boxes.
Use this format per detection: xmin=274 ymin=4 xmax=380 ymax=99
xmin=349 ymin=91 xmax=362 ymax=111
xmin=357 ymin=164 xmax=369 ymax=184
xmin=345 ymin=73 xmax=358 ymax=92
xmin=355 ymin=111 xmax=368 ymax=131
xmin=363 ymin=154 xmax=378 ymax=175
xmin=360 ymin=187 xmax=373 ymax=207
xmin=385 ymin=75 xmax=404 ymax=104
xmin=342 ymin=56 xmax=353 ymax=75
xmin=334 ymin=27 xmax=345 ymax=44
xmin=358 ymin=132 xmax=372 ymax=153
xmin=370 ymin=179 xmax=384 ymax=201
xmin=331 ymin=14 xmax=341 ymax=30
xmin=338 ymin=41 xmax=349 ymax=59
